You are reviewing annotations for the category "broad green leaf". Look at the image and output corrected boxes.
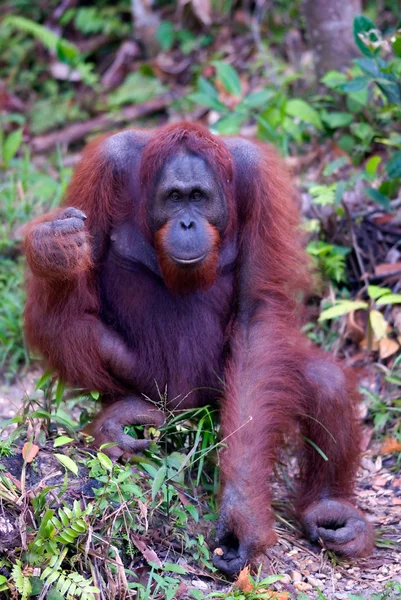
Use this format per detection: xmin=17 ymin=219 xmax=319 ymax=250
xmin=392 ymin=34 xmax=401 ymax=58
xmin=364 ymin=188 xmax=391 ymax=211
xmin=97 ymin=451 xmax=113 ymax=471
xmin=386 ymin=151 xmax=401 ymax=178
xmin=166 ymin=451 xmax=186 ymax=484
xmin=156 ymin=21 xmax=175 ymax=52
xmin=350 ymin=122 xmax=374 ymax=141
xmin=339 ymin=76 xmax=370 ymax=93
xmin=212 ymin=113 xmax=244 ymax=135
xmin=321 ymin=70 xmax=348 ymax=88
xmin=55 ymin=453 xmax=78 ymax=475
xmin=242 ymin=89 xmax=274 ymax=108
xmin=56 ymin=39 xmax=79 ymax=64
xmin=185 ymin=504 xmax=199 ymax=522
xmin=335 ymin=180 xmax=348 ymax=204
xmin=259 ymin=575 xmax=285 ymax=585
xmin=152 ymin=464 xmax=167 ymax=500
xmin=163 ymin=563 xmax=187 ymax=574
xmin=3 ymin=129 xmax=23 ymax=165
xmin=257 ymin=115 xmax=280 ymax=143
xmin=188 ymin=92 xmax=227 ymax=112
xmin=319 ymin=300 xmax=368 ymax=321
xmin=285 ymin=99 xmax=323 ymax=130
xmin=365 ymin=155 xmax=381 ymax=175
xmin=198 ymin=76 xmax=218 ymax=98
xmin=353 ymin=15 xmax=379 ymax=57
xmin=354 ymin=56 xmax=401 ymax=104
xmin=108 ymin=72 xmax=166 ymax=107
xmin=212 ymin=61 xmax=241 ymax=96
xmin=376 ymin=294 xmax=401 ymax=305
xmin=54 ymin=436 xmax=73 ymax=448
xmin=321 ymin=111 xmax=353 ymax=129
xmin=370 ymin=310 xmax=387 ymax=341
xmin=368 ymin=285 xmax=391 ymax=299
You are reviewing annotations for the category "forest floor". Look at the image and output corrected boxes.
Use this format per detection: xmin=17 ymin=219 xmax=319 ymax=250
xmin=1 ymin=371 xmax=400 ymax=600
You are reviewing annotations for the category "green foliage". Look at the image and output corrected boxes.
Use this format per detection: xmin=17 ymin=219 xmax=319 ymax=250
xmin=108 ymin=71 xmax=167 ymax=107
xmin=11 ymin=560 xmax=32 ymax=600
xmin=3 ymin=15 xmax=79 ymax=65
xmin=1 ymin=15 xmax=98 ymax=86
xmin=307 ymin=241 xmax=351 ymax=283
xmin=0 ymin=137 xmax=71 ymax=377
xmin=156 ymin=21 xmax=212 ymax=54
xmin=41 ymin=551 xmax=99 ymax=600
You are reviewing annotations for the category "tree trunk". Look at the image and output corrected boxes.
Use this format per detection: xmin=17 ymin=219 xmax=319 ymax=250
xmin=302 ymin=0 xmax=362 ymax=79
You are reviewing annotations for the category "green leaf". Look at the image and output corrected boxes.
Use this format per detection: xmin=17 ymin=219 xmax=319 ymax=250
xmin=156 ymin=21 xmax=175 ymax=52
xmin=108 ymin=72 xmax=166 ymax=107
xmin=323 ymin=157 xmax=349 ymax=177
xmin=321 ymin=70 xmax=348 ymax=89
xmin=285 ymin=98 xmax=323 ymax=130
xmin=54 ymin=436 xmax=73 ymax=448
xmin=163 ymin=563 xmax=187 ymax=574
xmin=242 ymin=89 xmax=274 ymax=108
xmin=198 ymin=76 xmax=218 ymax=98
xmin=55 ymin=379 xmax=65 ymax=409
xmin=185 ymin=503 xmax=199 ymax=522
xmin=351 ymin=122 xmax=374 ymax=141
xmin=369 ymin=310 xmax=387 ymax=341
xmin=259 ymin=575 xmax=285 ymax=586
xmin=354 ymin=56 xmax=401 ymax=104
xmin=212 ymin=113 xmax=244 ymax=134
xmin=257 ymin=115 xmax=280 ymax=143
xmin=152 ymin=464 xmax=167 ymax=500
xmin=335 ymin=180 xmax=348 ymax=204
xmin=35 ymin=370 xmax=53 ymax=391
xmin=368 ymin=285 xmax=391 ymax=299
xmin=386 ymin=151 xmax=401 ymax=178
xmin=321 ymin=111 xmax=353 ymax=129
xmin=319 ymin=300 xmax=368 ymax=321
xmin=365 ymin=155 xmax=381 ymax=175
xmin=392 ymin=34 xmax=401 ymax=58
xmin=339 ymin=76 xmax=370 ymax=93
xmin=364 ymin=188 xmax=391 ymax=211
xmin=353 ymin=15 xmax=379 ymax=57
xmin=56 ymin=39 xmax=79 ymax=64
xmin=376 ymin=294 xmax=401 ymax=305
xmin=90 ymin=390 xmax=100 ymax=400
xmin=212 ymin=61 xmax=241 ymax=96
xmin=3 ymin=129 xmax=23 ymax=165
xmin=54 ymin=453 xmax=78 ymax=475
xmin=97 ymin=451 xmax=113 ymax=471
xmin=36 ymin=508 xmax=55 ymax=538
xmin=188 ymin=92 xmax=227 ymax=112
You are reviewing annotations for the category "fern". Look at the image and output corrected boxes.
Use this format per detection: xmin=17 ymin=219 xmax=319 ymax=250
xmin=31 ymin=501 xmax=92 ymax=557
xmin=3 ymin=15 xmax=79 ymax=65
xmin=11 ymin=561 xmax=32 ymax=600
xmin=51 ymin=501 xmax=91 ymax=545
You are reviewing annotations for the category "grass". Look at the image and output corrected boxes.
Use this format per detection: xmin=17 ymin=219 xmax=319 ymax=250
xmin=0 ymin=143 xmax=72 ymax=380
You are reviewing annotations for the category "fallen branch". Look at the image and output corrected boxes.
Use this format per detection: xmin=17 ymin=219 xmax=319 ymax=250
xmin=30 ymin=91 xmax=181 ymax=153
